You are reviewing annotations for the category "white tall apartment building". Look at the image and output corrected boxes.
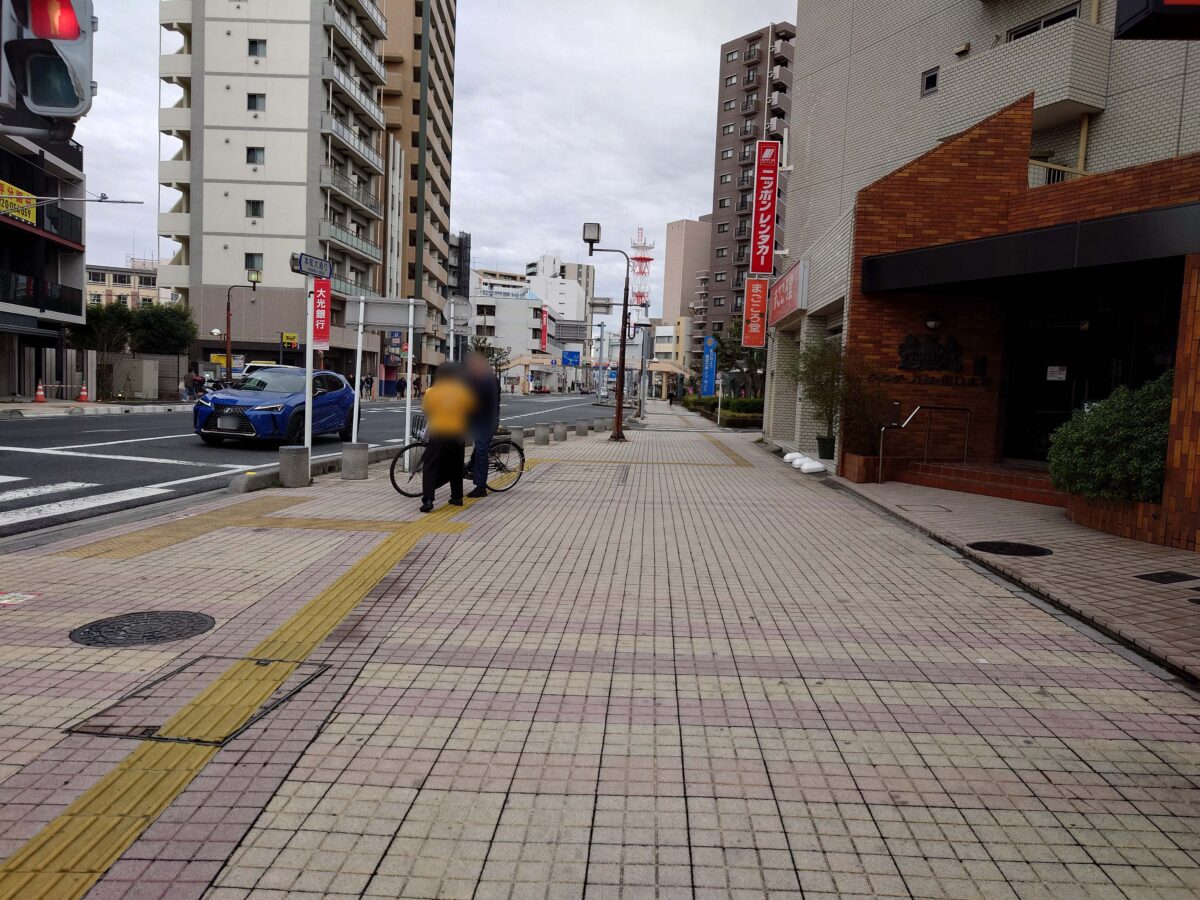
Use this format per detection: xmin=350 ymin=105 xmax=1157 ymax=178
xmin=158 ymin=0 xmax=390 ymax=374
xmin=765 ymin=0 xmax=1200 ymax=451
xmin=524 ymin=254 xmax=590 ymax=322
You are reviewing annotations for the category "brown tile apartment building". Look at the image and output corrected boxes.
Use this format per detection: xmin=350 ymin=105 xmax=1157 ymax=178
xmin=693 ymin=22 xmax=795 ymax=368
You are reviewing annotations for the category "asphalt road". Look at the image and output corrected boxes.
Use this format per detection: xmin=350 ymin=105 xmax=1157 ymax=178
xmin=0 ymin=393 xmax=604 ymax=537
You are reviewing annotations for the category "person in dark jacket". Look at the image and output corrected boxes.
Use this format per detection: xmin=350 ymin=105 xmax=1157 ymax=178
xmin=465 ymin=352 xmax=501 ymax=498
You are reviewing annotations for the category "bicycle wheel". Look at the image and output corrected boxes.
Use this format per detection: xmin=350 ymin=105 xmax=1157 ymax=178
xmin=389 ymin=441 xmax=428 ymax=497
xmin=485 ymin=440 xmax=525 ymax=492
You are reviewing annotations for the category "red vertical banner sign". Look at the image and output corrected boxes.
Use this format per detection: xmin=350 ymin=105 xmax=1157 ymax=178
xmin=312 ymin=278 xmax=331 ymax=350
xmin=750 ymin=140 xmax=781 ymax=276
xmin=741 ymin=277 xmax=769 ymax=348
xmin=540 ymin=305 xmax=548 ymax=352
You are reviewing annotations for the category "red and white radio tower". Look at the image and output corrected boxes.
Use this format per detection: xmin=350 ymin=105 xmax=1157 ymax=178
xmin=630 ymin=227 xmax=654 ymax=309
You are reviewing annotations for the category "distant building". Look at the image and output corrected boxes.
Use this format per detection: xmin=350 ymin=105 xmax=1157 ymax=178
xmin=86 ymin=260 xmax=174 ymax=309
xmin=662 ymin=216 xmax=711 ymax=373
xmin=525 ymin=254 xmax=591 ymax=322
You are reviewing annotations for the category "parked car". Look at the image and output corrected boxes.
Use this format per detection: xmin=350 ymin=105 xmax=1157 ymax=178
xmin=194 ymin=366 xmax=357 ymax=445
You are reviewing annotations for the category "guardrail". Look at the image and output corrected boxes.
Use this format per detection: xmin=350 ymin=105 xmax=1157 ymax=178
xmin=878 ymin=405 xmax=972 ymax=483
xmin=1028 ymin=159 xmax=1088 ymax=188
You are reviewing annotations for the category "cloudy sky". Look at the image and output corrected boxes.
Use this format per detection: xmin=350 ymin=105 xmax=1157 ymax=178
xmin=79 ymin=0 xmax=794 ymax=316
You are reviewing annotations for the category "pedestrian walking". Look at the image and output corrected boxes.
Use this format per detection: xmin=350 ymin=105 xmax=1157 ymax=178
xmin=667 ymin=388 xmax=676 ymax=407
xmin=419 ymin=363 xmax=475 ymax=513
xmin=465 ymin=351 xmax=501 ymax=498
xmin=398 ymin=376 xmax=407 ymax=399
xmin=366 ymin=374 xmax=375 ymax=400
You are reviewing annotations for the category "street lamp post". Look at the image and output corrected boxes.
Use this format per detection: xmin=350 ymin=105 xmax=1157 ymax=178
xmin=224 ymin=269 xmax=262 ymax=382
xmin=582 ymin=222 xmax=631 ymax=441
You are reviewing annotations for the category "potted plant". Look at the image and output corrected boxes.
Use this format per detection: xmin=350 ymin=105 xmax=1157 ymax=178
xmin=792 ymin=339 xmax=843 ymax=459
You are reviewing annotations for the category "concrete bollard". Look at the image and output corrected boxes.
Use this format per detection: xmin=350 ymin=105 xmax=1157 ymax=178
xmin=606 ymin=418 xmax=616 ymax=430
xmin=507 ymin=428 xmax=524 ymax=448
xmin=534 ymin=423 xmax=550 ymax=445
xmin=576 ymin=419 xmax=590 ymax=437
xmin=341 ymin=442 xmax=369 ymax=480
xmin=593 ymin=418 xmax=608 ymax=432
xmin=553 ymin=422 xmax=569 ymax=442
xmin=279 ymin=446 xmax=310 ymax=488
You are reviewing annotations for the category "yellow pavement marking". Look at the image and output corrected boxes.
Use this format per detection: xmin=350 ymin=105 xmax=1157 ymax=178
xmin=0 ymin=502 xmax=471 ymax=899
xmin=702 ymin=434 xmax=754 ymax=468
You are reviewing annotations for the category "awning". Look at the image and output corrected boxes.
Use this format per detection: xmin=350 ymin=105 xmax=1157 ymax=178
xmin=648 ymin=360 xmax=691 ymax=377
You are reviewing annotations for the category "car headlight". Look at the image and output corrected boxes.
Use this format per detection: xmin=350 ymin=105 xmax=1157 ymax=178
xmin=253 ymin=403 xmax=285 ymax=412
xmin=198 ymin=396 xmax=212 ymax=407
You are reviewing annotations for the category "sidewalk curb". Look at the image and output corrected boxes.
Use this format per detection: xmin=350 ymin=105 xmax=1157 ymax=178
xmin=829 ymin=477 xmax=1200 ymax=689
xmin=0 ymin=403 xmax=193 ymax=419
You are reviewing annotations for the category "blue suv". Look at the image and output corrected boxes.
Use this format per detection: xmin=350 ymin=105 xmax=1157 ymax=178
xmin=194 ymin=366 xmax=357 ymax=445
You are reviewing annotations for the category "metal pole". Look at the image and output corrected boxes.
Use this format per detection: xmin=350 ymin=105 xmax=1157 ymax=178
xmin=598 ymin=322 xmax=606 ymax=400
xmin=404 ymin=297 xmax=415 ymax=451
xmin=278 ymin=332 xmax=283 ymax=365
xmin=351 ymin=296 xmax=365 ymax=443
xmin=304 ymin=278 xmax=314 ymax=451
xmin=612 ymin=260 xmax=630 ymax=441
xmin=447 ymin=296 xmax=455 ymax=362
xmin=225 ymin=285 xmax=233 ymax=383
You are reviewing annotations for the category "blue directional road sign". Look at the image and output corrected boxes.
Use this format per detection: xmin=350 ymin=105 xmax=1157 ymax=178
xmin=562 ymin=350 xmax=581 ymax=367
xmin=701 ymin=336 xmax=718 ymax=397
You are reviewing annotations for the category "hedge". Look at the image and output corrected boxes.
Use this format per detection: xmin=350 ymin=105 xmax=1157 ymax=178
xmin=1048 ymin=371 xmax=1173 ymax=503
xmin=681 ymin=395 xmax=762 ymax=414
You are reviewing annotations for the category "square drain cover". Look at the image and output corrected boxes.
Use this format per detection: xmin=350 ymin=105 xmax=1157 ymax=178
xmin=1135 ymin=570 xmax=1198 ymax=584
xmin=68 ymin=655 xmax=327 ymax=746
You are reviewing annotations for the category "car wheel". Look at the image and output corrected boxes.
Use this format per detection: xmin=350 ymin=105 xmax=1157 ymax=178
xmin=200 ymin=433 xmax=224 ymax=446
xmin=286 ymin=410 xmax=305 ymax=445
xmin=338 ymin=408 xmax=357 ymax=442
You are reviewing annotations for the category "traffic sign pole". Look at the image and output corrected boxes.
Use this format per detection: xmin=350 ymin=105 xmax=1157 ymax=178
xmin=304 ymin=275 xmax=314 ymax=453
xmin=351 ymin=296 xmax=365 ymax=443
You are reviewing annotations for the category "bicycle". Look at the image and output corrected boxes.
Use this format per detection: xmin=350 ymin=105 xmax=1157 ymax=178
xmin=389 ymin=434 xmax=525 ymax=498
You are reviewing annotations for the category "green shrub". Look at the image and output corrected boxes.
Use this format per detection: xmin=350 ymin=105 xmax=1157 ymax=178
xmin=715 ymin=412 xmax=763 ymax=428
xmin=1048 ymin=371 xmax=1174 ymax=503
xmin=725 ymin=398 xmax=763 ymax=413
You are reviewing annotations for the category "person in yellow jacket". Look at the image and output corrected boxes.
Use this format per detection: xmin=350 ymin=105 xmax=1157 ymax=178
xmin=419 ymin=363 xmax=477 ymax=512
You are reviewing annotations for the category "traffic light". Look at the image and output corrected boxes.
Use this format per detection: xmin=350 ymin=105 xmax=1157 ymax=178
xmin=2 ymin=0 xmax=96 ymax=119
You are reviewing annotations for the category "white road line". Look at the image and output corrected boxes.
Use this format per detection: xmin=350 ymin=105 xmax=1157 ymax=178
xmin=0 ymin=482 xmax=97 ymax=503
xmin=54 ymin=434 xmax=194 ymax=450
xmin=0 ymin=446 xmax=247 ymax=469
xmin=148 ymin=470 xmax=249 ymax=489
xmin=501 ymin=402 xmax=597 ymax=421
xmin=0 ymin=488 xmax=173 ymax=527
xmin=0 ymin=476 xmax=25 ymax=484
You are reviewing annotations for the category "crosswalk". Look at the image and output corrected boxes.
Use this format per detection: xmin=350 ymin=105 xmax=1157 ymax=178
xmin=0 ymin=477 xmax=173 ymax=529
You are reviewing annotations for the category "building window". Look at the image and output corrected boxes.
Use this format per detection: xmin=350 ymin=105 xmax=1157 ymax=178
xmin=733 ymin=297 xmax=743 ymax=312
xmin=140 ymin=296 xmax=154 ymax=308
xmin=88 ymin=293 xmax=101 ymax=305
xmin=87 ymin=270 xmax=104 ymax=283
xmin=717 ymin=223 xmax=729 ymax=233
xmin=1009 ymin=4 xmax=1079 ymax=42
xmin=716 ymin=248 xmax=728 ymax=258
xmin=246 ymin=146 xmax=265 ymax=164
xmin=724 ymin=75 xmax=738 ymax=86
xmin=115 ymin=294 xmax=129 ymax=306
xmin=714 ymin=272 xmax=727 ymax=283
xmin=247 ymin=93 xmax=266 ymax=111
xmin=921 ymin=67 xmax=939 ymax=96
xmin=112 ymin=273 xmax=131 ymax=285
xmin=721 ymin=149 xmax=733 ymax=159
xmin=725 ymin=50 xmax=739 ymax=62
xmin=245 ymin=199 xmax=264 ymax=217
xmin=245 ymin=252 xmax=263 ymax=271
xmin=718 ymin=198 xmax=730 ymax=209
xmin=248 ymin=39 xmax=267 ymax=57
xmin=713 ymin=297 xmax=725 ymax=307
xmin=723 ymin=99 xmax=735 ymax=110
xmin=139 ymin=276 xmax=157 ymax=287
xmin=719 ymin=173 xmax=732 ymax=184
xmin=713 ymin=321 xmax=724 ymax=332
xmin=722 ymin=124 xmax=734 ymax=134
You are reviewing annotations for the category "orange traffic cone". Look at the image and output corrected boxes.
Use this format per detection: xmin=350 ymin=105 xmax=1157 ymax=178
xmin=33 ymin=380 xmax=46 ymax=403
xmin=77 ymin=382 xmax=90 ymax=402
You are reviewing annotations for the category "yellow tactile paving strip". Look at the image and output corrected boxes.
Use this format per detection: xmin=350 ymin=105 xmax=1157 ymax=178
xmin=0 ymin=503 xmax=471 ymax=899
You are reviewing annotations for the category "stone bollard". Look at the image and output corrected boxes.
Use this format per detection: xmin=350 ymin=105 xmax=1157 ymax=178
xmin=553 ymin=422 xmax=569 ymax=442
xmin=341 ymin=442 xmax=369 ymax=480
xmin=507 ymin=428 xmax=524 ymax=449
xmin=534 ymin=423 xmax=550 ymax=445
xmin=279 ymin=446 xmax=310 ymax=488
xmin=576 ymin=419 xmax=590 ymax=437
xmin=593 ymin=418 xmax=608 ymax=432
xmin=606 ymin=418 xmax=616 ymax=430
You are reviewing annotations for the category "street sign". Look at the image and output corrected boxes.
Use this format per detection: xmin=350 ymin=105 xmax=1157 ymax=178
xmin=701 ymin=335 xmax=718 ymax=397
xmin=290 ymin=252 xmax=332 ymax=279
xmin=281 ymin=331 xmax=299 ymax=350
xmin=751 ymin=141 xmax=782 ymax=275
xmin=562 ymin=350 xmax=581 ymax=367
xmin=312 ymin=279 xmax=331 ymax=350
xmin=742 ymin=277 xmax=769 ymax=348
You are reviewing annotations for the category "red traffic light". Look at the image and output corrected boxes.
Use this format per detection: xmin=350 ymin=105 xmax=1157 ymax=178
xmin=29 ymin=0 xmax=81 ymax=40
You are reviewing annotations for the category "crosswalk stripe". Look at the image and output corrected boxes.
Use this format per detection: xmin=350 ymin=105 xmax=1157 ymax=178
xmin=0 ymin=476 xmax=26 ymax=485
xmin=0 ymin=482 xmax=97 ymax=503
xmin=0 ymin=488 xmax=173 ymax=527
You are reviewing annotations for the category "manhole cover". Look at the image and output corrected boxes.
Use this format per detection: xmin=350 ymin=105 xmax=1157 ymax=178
xmin=69 ymin=612 xmax=215 ymax=648
xmin=967 ymin=541 xmax=1052 ymax=557
xmin=1135 ymin=570 xmax=1198 ymax=584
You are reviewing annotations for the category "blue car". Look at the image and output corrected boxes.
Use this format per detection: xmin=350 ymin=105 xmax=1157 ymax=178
xmin=194 ymin=366 xmax=357 ymax=445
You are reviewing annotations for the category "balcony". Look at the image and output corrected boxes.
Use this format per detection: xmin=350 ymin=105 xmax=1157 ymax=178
xmin=158 ymin=211 xmax=190 ymax=238
xmin=321 ymin=219 xmax=383 ymax=262
xmin=768 ymin=91 xmax=788 ymax=116
xmin=344 ymin=0 xmax=387 ymax=39
xmin=323 ymin=59 xmax=384 ymax=127
xmin=159 ymin=106 xmax=191 ymax=133
xmin=740 ymin=123 xmax=759 ymax=141
xmin=735 ymin=224 xmax=750 ymax=237
xmin=0 ymin=270 xmax=83 ymax=319
xmin=738 ymin=146 xmax=755 ymax=163
xmin=938 ymin=18 xmax=1110 ymax=134
xmin=766 ymin=116 xmax=784 ymax=139
xmin=159 ymin=53 xmax=191 ymax=83
xmin=324 ymin=4 xmax=386 ymax=84
xmin=774 ymin=22 xmax=796 ymax=41
xmin=1028 ymin=159 xmax=1090 ymax=188
xmin=741 ymin=97 xmax=759 ymax=114
xmin=744 ymin=46 xmax=761 ymax=63
xmin=159 ymin=263 xmax=190 ymax=287
xmin=320 ymin=167 xmax=382 ymax=217
xmin=159 ymin=159 xmax=190 ymax=186
xmin=321 ymin=113 xmax=384 ymax=173
xmin=736 ymin=199 xmax=751 ymax=212
xmin=160 ymin=0 xmax=192 ymax=24
xmin=742 ymin=72 xmax=760 ymax=91
xmin=737 ymin=173 xmax=752 ymax=188
xmin=41 ymin=203 xmax=82 ymax=246
xmin=330 ymin=274 xmax=381 ymax=299
xmin=770 ymin=66 xmax=788 ymax=89
xmin=772 ymin=39 xmax=790 ymax=62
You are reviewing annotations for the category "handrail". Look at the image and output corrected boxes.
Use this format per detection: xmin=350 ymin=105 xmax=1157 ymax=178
xmin=878 ymin=405 xmax=972 ymax=484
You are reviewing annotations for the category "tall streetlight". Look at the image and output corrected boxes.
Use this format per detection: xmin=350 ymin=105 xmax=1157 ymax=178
xmin=582 ymin=222 xmax=630 ymax=441
xmin=224 ymin=268 xmax=262 ymax=382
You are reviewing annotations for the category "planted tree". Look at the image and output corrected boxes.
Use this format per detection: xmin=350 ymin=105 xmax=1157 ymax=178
xmin=468 ymin=335 xmax=512 ymax=378
xmin=714 ymin=330 xmax=766 ymax=398
xmin=129 ymin=304 xmax=198 ymax=395
xmin=67 ymin=303 xmax=133 ymax=400
xmin=791 ymin=338 xmax=843 ymax=458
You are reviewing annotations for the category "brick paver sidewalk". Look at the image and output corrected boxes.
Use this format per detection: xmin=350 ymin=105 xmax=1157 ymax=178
xmin=1 ymin=417 xmax=1200 ymax=898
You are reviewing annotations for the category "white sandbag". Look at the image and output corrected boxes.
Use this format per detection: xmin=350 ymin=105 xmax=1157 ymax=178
xmin=800 ymin=460 xmax=826 ymax=474
xmin=783 ymin=452 xmax=801 ymax=462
